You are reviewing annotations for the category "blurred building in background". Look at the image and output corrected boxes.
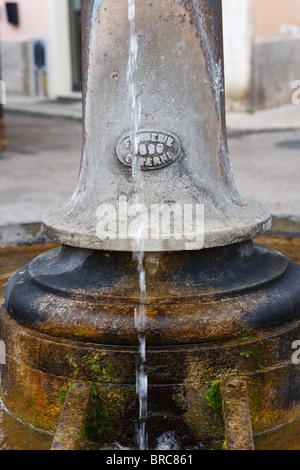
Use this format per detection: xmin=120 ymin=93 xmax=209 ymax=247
xmin=0 ymin=0 xmax=81 ymax=98
xmin=0 ymin=0 xmax=300 ymax=109
xmin=0 ymin=0 xmax=48 ymax=96
xmin=224 ymin=0 xmax=300 ymax=110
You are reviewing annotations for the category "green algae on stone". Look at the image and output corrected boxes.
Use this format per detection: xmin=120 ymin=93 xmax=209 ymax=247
xmin=85 ymin=353 xmax=115 ymax=383
xmin=84 ymin=382 xmax=137 ymax=443
xmin=206 ymin=382 xmax=223 ymax=415
xmin=59 ymin=387 xmax=68 ymax=405
xmin=84 ymin=384 xmax=103 ymax=441
xmin=240 ymin=352 xmax=251 ymax=359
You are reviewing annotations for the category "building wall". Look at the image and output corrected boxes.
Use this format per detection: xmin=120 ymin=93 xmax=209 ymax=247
xmin=250 ymin=0 xmax=300 ymax=109
xmin=223 ymin=0 xmax=300 ymax=110
xmin=223 ymin=0 xmax=253 ymax=110
xmin=0 ymin=0 xmax=47 ymax=96
xmin=0 ymin=0 xmax=47 ymax=40
xmin=1 ymin=0 xmax=300 ymax=107
xmin=253 ymin=0 xmax=300 ymax=38
xmin=45 ymin=0 xmax=72 ymax=98
xmin=2 ymin=41 xmax=32 ymax=95
xmin=0 ymin=0 xmax=73 ymax=98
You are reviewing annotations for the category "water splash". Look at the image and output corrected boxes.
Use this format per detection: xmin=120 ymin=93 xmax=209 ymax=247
xmin=127 ymin=0 xmax=148 ymax=450
xmin=155 ymin=432 xmax=180 ymax=451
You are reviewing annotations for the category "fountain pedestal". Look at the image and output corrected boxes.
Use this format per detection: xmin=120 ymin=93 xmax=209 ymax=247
xmin=1 ymin=241 xmax=300 ymax=446
xmin=1 ymin=0 xmax=300 ymax=449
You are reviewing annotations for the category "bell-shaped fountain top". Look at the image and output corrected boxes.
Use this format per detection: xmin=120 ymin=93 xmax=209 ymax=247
xmin=43 ymin=0 xmax=271 ymax=251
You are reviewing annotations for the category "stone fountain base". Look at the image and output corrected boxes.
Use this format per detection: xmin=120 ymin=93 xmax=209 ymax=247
xmin=1 ymin=241 xmax=300 ymax=447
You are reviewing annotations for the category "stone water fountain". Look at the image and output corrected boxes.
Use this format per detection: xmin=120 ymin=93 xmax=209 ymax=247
xmin=1 ymin=0 xmax=300 ymax=450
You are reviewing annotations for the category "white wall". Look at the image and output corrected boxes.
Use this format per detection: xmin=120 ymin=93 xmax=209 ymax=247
xmin=0 ymin=0 xmax=48 ymax=96
xmin=45 ymin=0 xmax=73 ymax=98
xmin=223 ymin=0 xmax=253 ymax=110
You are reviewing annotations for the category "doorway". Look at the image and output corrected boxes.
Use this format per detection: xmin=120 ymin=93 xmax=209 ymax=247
xmin=69 ymin=0 xmax=82 ymax=92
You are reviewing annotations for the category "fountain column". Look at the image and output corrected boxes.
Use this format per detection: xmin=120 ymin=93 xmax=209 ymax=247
xmin=43 ymin=0 xmax=270 ymax=251
xmin=1 ymin=0 xmax=300 ymax=449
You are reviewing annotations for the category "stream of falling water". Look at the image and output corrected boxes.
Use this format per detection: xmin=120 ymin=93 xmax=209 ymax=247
xmin=127 ymin=0 xmax=148 ymax=451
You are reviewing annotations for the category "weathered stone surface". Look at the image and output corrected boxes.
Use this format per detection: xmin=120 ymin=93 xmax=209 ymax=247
xmin=51 ymin=383 xmax=92 ymax=451
xmin=222 ymin=379 xmax=254 ymax=450
xmin=5 ymin=242 xmax=299 ymax=346
xmin=2 ymin=303 xmax=300 ymax=446
xmin=43 ymin=0 xmax=271 ymax=251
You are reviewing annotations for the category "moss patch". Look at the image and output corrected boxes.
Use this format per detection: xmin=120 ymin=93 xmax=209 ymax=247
xmin=86 ymin=353 xmax=113 ymax=383
xmin=85 ymin=384 xmax=103 ymax=441
xmin=206 ymin=382 xmax=223 ymax=415
xmin=59 ymin=387 xmax=68 ymax=405
xmin=240 ymin=352 xmax=250 ymax=359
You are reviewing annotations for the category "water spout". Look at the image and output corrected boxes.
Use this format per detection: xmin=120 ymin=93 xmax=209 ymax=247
xmin=127 ymin=0 xmax=148 ymax=450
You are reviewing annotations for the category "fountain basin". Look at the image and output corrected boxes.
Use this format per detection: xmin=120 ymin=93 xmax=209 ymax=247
xmin=1 ymin=220 xmax=300 ymax=448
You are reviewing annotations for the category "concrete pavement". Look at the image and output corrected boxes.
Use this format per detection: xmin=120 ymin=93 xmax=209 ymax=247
xmin=5 ymin=94 xmax=300 ymax=132
xmin=5 ymin=95 xmax=83 ymax=121
xmin=0 ymin=112 xmax=82 ymax=225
